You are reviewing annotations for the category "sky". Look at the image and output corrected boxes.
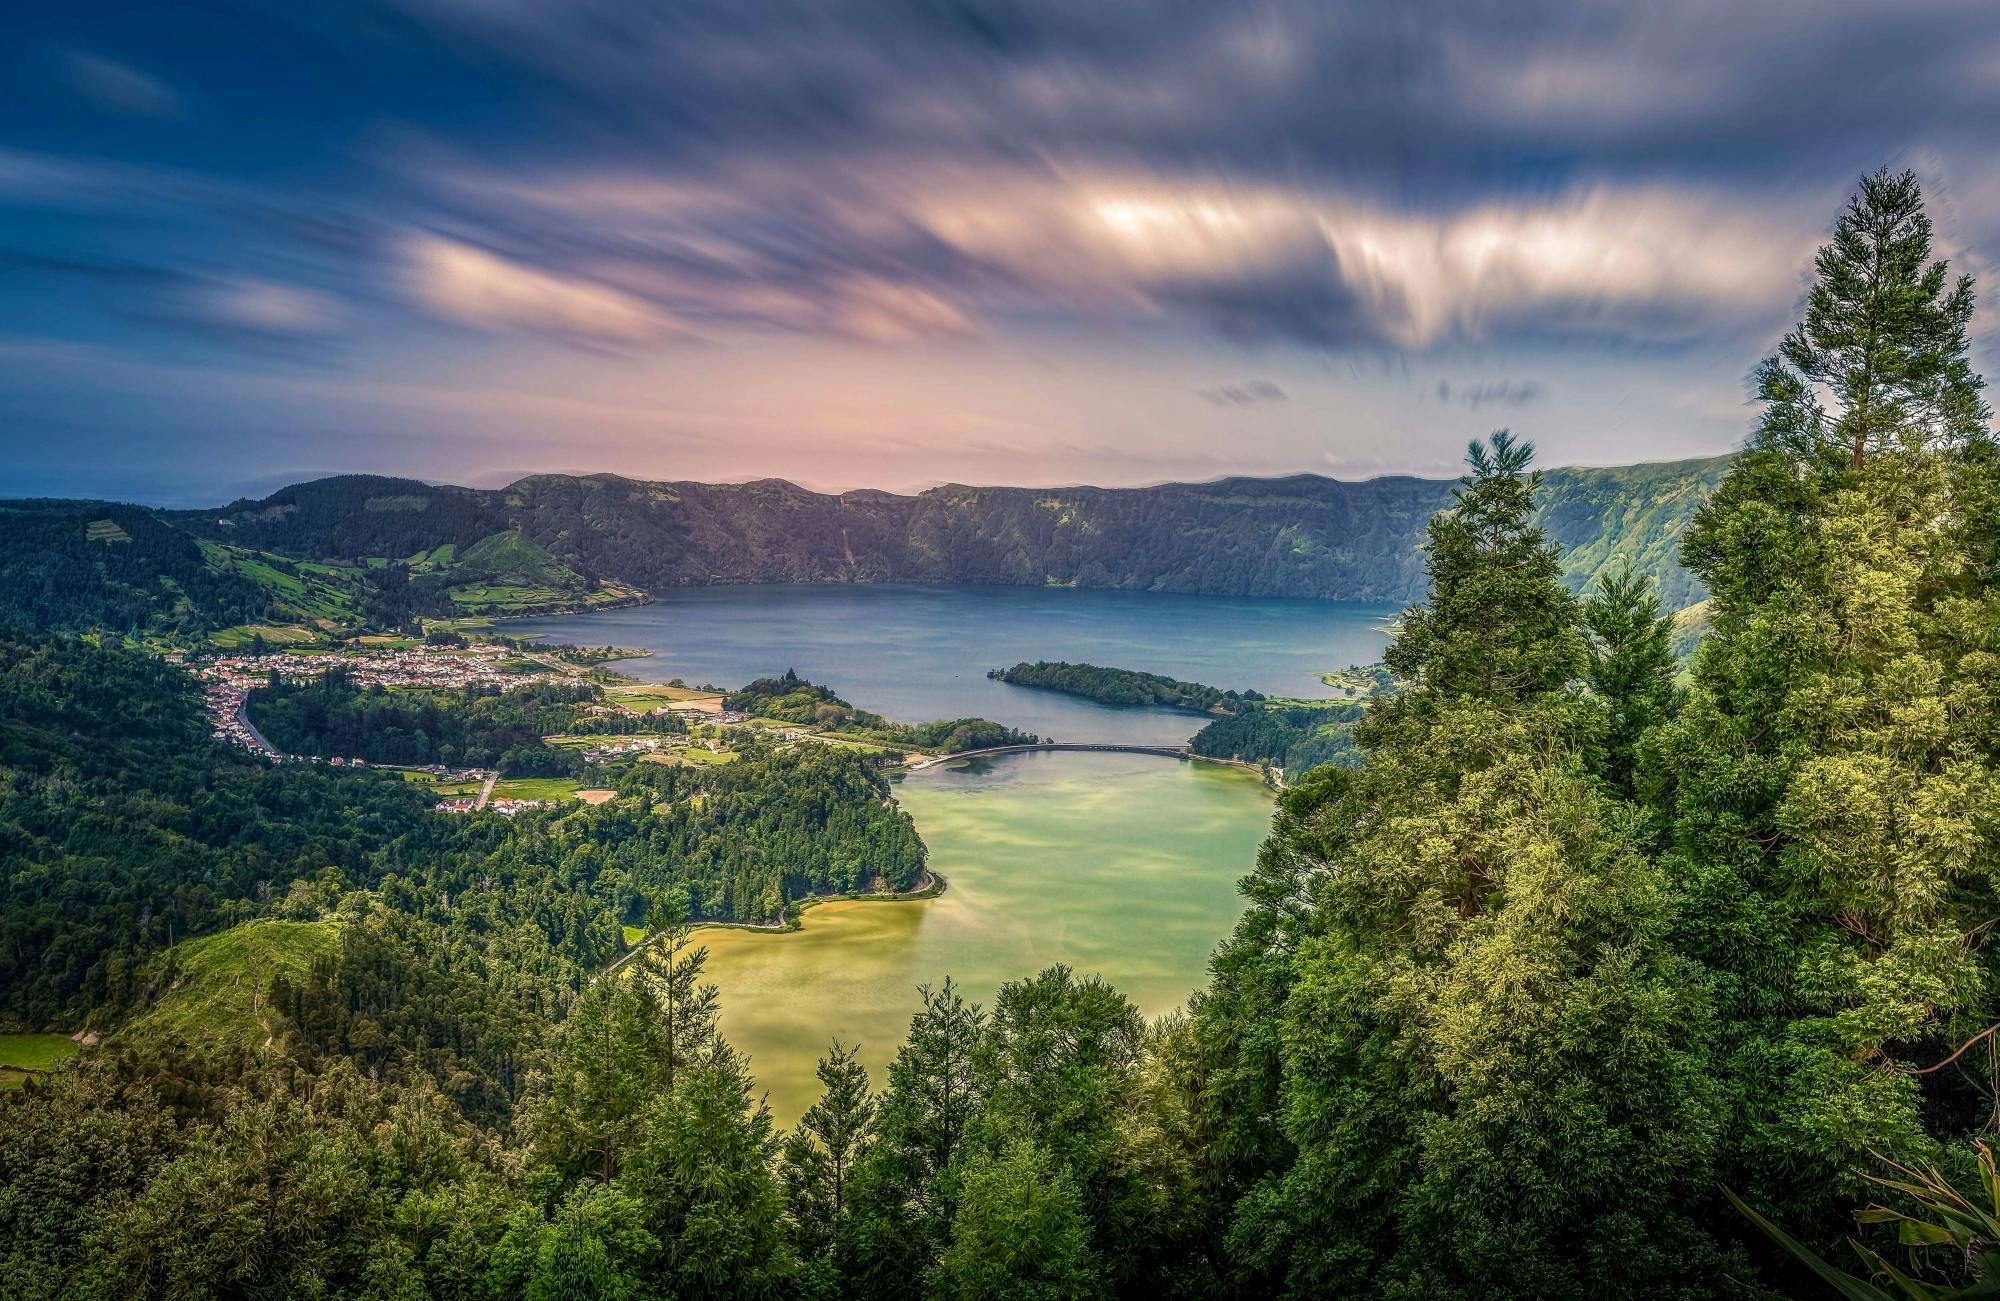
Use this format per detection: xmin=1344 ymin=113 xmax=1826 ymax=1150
xmin=6 ymin=2 xmax=2000 ymax=505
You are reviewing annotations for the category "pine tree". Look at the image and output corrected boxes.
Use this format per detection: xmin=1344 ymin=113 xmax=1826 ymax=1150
xmin=845 ymin=979 xmax=986 ymax=1296
xmin=1205 ymin=434 xmax=1720 ymax=1296
xmin=936 ymin=1135 xmax=1101 ymax=1301
xmin=1383 ymin=429 xmax=1587 ymax=709
xmin=781 ymin=1040 xmax=877 ymax=1264
xmin=529 ymin=978 xmax=668 ymax=1185
xmin=1753 ymin=168 xmax=1985 ymax=472
xmin=1657 ymin=171 xmax=2000 ymax=1252
xmin=634 ymin=920 xmax=723 ymax=1093
xmin=1582 ymin=560 xmax=1680 ymax=797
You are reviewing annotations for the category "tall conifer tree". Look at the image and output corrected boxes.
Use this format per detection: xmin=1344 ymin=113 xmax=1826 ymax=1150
xmin=1209 ymin=433 xmax=1718 ymax=1297
xmin=1659 ymin=168 xmax=2000 ymax=1247
xmin=1582 ymin=560 xmax=1680 ymax=798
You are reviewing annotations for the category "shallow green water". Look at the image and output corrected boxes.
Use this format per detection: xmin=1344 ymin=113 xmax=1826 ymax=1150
xmin=698 ymin=749 xmax=1274 ymax=1124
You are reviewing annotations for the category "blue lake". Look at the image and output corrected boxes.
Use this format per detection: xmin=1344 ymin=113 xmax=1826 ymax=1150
xmin=497 ymin=584 xmax=1397 ymax=745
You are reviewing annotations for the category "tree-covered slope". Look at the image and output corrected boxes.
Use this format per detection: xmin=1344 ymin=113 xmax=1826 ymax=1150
xmin=0 ymin=501 xmax=287 ymax=640
xmin=166 ymin=454 xmax=1732 ymax=605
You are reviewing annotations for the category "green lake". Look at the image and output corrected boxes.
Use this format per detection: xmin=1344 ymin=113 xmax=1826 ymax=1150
xmin=698 ymin=749 xmax=1275 ymax=1123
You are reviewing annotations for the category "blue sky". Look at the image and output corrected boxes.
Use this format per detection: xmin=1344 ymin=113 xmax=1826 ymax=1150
xmin=5 ymin=0 xmax=2000 ymax=503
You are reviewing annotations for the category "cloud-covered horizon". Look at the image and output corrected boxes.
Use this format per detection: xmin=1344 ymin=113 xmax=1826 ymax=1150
xmin=4 ymin=1 xmax=2000 ymax=499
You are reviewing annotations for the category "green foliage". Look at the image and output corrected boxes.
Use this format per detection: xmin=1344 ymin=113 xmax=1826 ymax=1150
xmin=1651 ymin=169 xmax=2000 ymax=1251
xmin=1730 ymin=1141 xmax=2000 ymax=1299
xmin=120 ymin=918 xmax=342 ymax=1052
xmin=1190 ymin=433 xmax=1721 ymax=1299
xmin=0 ymin=633 xmax=437 ymax=1026
xmin=847 ymin=979 xmax=987 ymax=1292
xmin=1187 ymin=697 xmax=1366 ymax=774
xmin=1583 ymin=560 xmax=1680 ymax=796
xmin=1754 ymin=168 xmax=1986 ymax=472
xmin=781 ymin=1040 xmax=877 ymax=1266
xmin=989 ymin=661 xmax=1263 ymax=713
xmin=248 ymin=670 xmax=634 ymax=771
xmin=519 ymin=925 xmax=794 ymax=1297
xmin=938 ymin=1135 xmax=1100 ymax=1301
xmin=1384 ymin=429 xmax=1588 ymax=705
xmin=0 ymin=502 xmax=289 ymax=640
xmin=727 ymin=669 xmax=1038 ymax=752
xmin=489 ymin=1185 xmax=660 ymax=1301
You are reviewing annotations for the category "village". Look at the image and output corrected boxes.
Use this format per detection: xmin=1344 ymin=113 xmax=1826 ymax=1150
xmin=181 ymin=639 xmax=827 ymax=817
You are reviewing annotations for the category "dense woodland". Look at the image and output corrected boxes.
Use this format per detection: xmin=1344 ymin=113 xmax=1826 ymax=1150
xmin=5 ymin=172 xmax=2000 ymax=1298
xmin=989 ymin=661 xmax=1266 ymax=713
xmin=0 ymin=503 xmax=298 ymax=639
xmin=728 ymin=670 xmax=1040 ymax=753
xmin=247 ymin=672 xmax=678 ymax=774
xmin=1186 ymin=698 xmax=1367 ymax=773
xmin=0 ymin=638 xmax=925 ymax=1035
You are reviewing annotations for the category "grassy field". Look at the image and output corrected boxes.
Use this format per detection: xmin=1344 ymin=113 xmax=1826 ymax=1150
xmin=121 ymin=920 xmax=342 ymax=1051
xmin=399 ymin=543 xmax=457 ymax=570
xmin=398 ymin=770 xmax=486 ymax=797
xmin=491 ymin=776 xmax=583 ymax=801
xmin=0 ymin=1033 xmax=81 ymax=1090
xmin=202 ymin=541 xmax=364 ymax=626
xmin=209 ymin=622 xmax=326 ymax=648
xmin=622 ymin=925 xmax=645 ymax=946
xmin=84 ymin=518 xmax=132 ymax=543
xmin=643 ymin=747 xmax=739 ymax=767
xmin=606 ymin=683 xmax=724 ymax=714
xmin=544 ymin=732 xmax=685 ymax=750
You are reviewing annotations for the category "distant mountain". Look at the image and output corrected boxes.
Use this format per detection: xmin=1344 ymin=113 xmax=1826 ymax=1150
xmin=169 ymin=454 xmax=1733 ymax=611
xmin=0 ymin=456 xmax=1730 ymax=643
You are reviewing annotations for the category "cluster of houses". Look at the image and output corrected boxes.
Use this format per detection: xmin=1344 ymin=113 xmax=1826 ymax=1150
xmin=190 ymin=643 xmax=565 ymax=756
xmin=489 ymin=797 xmax=556 ymax=816
xmin=196 ymin=643 xmax=561 ymax=696
xmin=201 ymin=679 xmax=278 ymax=755
xmin=577 ymin=737 xmax=669 ymax=763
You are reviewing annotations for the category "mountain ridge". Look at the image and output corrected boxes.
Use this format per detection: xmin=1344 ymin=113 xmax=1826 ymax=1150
xmin=171 ymin=453 xmax=1730 ymax=607
xmin=0 ymin=453 xmax=1734 ymax=643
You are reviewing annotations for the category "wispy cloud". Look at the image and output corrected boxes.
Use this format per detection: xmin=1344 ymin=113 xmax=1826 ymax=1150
xmin=1200 ymin=379 xmax=1288 ymax=406
xmin=400 ymin=233 xmax=691 ymax=348
xmin=63 ymin=51 xmax=184 ymax=119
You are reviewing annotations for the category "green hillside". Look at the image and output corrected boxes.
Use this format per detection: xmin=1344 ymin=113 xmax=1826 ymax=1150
xmin=160 ymin=454 xmax=1734 ymax=607
xmin=9 ymin=454 xmax=1733 ymax=635
xmin=427 ymin=528 xmax=642 ymax=615
xmin=119 ymin=920 xmax=342 ymax=1052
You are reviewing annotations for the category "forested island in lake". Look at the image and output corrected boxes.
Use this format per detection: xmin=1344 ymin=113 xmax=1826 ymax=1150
xmin=988 ymin=661 xmax=1266 ymax=714
xmin=988 ymin=659 xmax=1375 ymax=774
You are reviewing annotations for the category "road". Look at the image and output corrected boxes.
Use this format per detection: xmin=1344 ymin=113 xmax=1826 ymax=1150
xmin=233 ymin=703 xmax=282 ymax=758
xmin=474 ymin=769 xmax=499 ymax=810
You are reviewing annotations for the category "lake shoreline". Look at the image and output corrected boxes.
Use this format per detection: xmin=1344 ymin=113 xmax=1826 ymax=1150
xmin=490 ymin=584 xmax=1398 ymax=750
xmin=691 ymin=868 xmax=947 ymax=937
